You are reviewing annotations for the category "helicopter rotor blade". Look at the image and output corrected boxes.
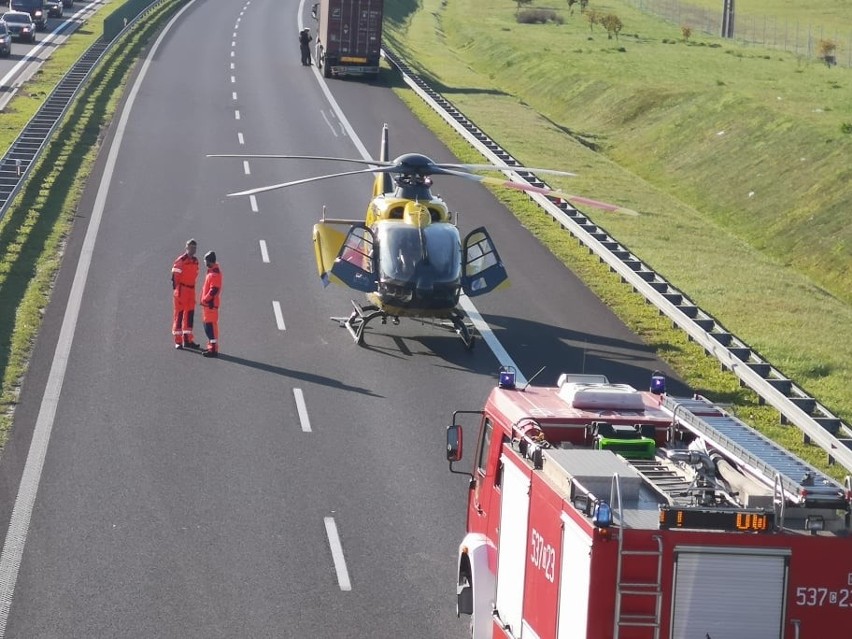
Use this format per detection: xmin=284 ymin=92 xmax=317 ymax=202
xmin=227 ymin=166 xmax=393 ymax=197
xmin=436 ymin=167 xmax=637 ymax=215
xmin=208 ymin=154 xmax=393 ymax=168
xmin=436 ymin=163 xmax=577 ymax=177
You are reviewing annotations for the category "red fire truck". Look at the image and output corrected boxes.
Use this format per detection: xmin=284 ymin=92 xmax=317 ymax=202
xmin=446 ymin=370 xmax=852 ymax=639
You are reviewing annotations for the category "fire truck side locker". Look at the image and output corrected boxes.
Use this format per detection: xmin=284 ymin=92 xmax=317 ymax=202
xmin=495 ymin=456 xmax=531 ymax=637
xmin=557 ymin=511 xmax=592 ymax=639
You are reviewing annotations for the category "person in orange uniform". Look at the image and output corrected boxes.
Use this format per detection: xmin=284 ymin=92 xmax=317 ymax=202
xmin=200 ymin=251 xmax=222 ymax=358
xmin=171 ymin=238 xmax=200 ymax=349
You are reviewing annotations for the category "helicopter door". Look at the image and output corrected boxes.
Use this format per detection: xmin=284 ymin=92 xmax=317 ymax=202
xmin=462 ymin=227 xmax=508 ymax=297
xmin=331 ymin=224 xmax=378 ymax=293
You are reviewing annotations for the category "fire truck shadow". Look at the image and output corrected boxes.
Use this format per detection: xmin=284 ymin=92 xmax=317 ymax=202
xmin=214 ymin=353 xmax=384 ymax=397
xmin=481 ymin=313 xmax=694 ymax=395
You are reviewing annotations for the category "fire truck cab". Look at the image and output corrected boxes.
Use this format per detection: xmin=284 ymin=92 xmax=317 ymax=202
xmin=446 ymin=369 xmax=852 ymax=639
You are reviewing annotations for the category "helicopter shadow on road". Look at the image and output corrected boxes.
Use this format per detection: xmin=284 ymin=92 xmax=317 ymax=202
xmin=479 ymin=313 xmax=695 ymax=396
xmin=214 ymin=353 xmax=384 ymax=398
xmin=350 ymin=322 xmax=509 ymax=378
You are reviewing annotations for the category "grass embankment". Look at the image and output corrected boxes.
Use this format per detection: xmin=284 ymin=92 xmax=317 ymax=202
xmin=0 ymin=0 xmax=186 ymax=446
xmin=383 ymin=0 xmax=852 ymax=480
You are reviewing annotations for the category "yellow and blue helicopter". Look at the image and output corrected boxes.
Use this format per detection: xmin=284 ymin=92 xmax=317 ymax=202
xmin=212 ymin=125 xmax=631 ymax=349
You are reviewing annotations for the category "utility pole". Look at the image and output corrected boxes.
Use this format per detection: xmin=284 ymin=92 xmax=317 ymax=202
xmin=721 ymin=0 xmax=735 ymax=38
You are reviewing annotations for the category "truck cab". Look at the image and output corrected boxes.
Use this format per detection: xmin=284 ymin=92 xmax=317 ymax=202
xmin=447 ymin=369 xmax=852 ymax=639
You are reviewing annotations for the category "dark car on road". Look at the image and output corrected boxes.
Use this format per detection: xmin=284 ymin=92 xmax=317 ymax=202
xmin=45 ymin=0 xmax=62 ymax=18
xmin=1 ymin=11 xmax=35 ymax=43
xmin=9 ymin=0 xmax=46 ymax=30
xmin=0 ymin=21 xmax=11 ymax=56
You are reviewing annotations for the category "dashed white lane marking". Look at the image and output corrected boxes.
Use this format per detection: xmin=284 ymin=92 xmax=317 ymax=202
xmin=243 ymin=160 xmax=250 ymax=175
xmin=272 ymin=301 xmax=286 ymax=330
xmin=238 ymin=132 xmax=244 ymax=145
xmin=230 ymin=62 xmax=235 ymax=70
xmin=231 ymin=75 xmax=236 ymax=83
xmin=323 ymin=517 xmax=352 ymax=591
xmin=234 ymin=109 xmax=240 ymax=120
xmin=249 ymin=194 xmax=258 ymax=212
xmin=294 ymin=388 xmax=312 ymax=432
xmin=259 ymin=240 xmax=269 ymax=263
xmin=232 ymin=92 xmax=237 ymax=100
xmin=231 ymin=40 xmax=236 ymax=47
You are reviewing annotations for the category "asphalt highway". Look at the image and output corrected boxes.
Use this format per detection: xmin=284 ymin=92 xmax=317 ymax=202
xmin=0 ymin=0 xmax=686 ymax=636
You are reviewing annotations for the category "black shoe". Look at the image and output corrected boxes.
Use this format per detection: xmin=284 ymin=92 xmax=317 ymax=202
xmin=184 ymin=341 xmax=201 ymax=349
xmin=175 ymin=343 xmax=184 ymax=350
xmin=202 ymin=350 xmax=218 ymax=358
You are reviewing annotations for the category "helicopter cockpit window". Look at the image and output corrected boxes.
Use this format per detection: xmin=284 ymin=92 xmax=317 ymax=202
xmin=376 ymin=224 xmax=462 ymax=283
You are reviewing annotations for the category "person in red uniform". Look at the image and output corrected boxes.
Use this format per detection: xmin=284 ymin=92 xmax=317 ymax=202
xmin=171 ymin=238 xmax=200 ymax=349
xmin=200 ymin=251 xmax=222 ymax=358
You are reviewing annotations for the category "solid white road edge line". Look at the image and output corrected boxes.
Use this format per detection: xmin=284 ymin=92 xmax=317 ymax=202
xmin=323 ymin=517 xmax=352 ymax=591
xmin=272 ymin=301 xmax=286 ymax=330
xmin=0 ymin=1 xmax=198 ymax=635
xmin=293 ymin=389 xmax=312 ymax=433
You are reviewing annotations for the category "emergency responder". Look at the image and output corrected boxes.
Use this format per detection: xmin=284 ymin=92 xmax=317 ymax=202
xmin=171 ymin=238 xmax=200 ymax=350
xmin=200 ymin=251 xmax=222 ymax=358
xmin=299 ymin=28 xmax=313 ymax=66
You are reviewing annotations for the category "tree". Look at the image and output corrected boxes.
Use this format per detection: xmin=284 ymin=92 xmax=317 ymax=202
xmin=600 ymin=13 xmax=623 ymax=40
xmin=586 ymin=8 xmax=599 ymax=32
xmin=566 ymin=0 xmax=578 ymax=14
xmin=818 ymin=39 xmax=837 ymax=66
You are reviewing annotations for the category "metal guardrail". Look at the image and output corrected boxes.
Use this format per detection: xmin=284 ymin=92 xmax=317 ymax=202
xmin=381 ymin=48 xmax=852 ymax=475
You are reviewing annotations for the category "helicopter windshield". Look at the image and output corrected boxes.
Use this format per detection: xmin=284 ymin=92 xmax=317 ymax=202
xmin=377 ymin=223 xmax=461 ymax=284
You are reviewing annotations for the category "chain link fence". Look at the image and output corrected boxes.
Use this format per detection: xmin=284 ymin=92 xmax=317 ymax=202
xmin=623 ymin=0 xmax=851 ymax=67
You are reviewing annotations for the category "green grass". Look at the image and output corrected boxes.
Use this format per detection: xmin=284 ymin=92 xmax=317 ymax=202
xmin=0 ymin=0 xmax=186 ymax=445
xmin=383 ymin=0 xmax=852 ymax=480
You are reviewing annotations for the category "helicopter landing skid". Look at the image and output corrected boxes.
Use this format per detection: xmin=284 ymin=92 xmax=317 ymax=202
xmin=331 ymin=301 xmax=475 ymax=349
xmin=331 ymin=301 xmax=391 ymax=346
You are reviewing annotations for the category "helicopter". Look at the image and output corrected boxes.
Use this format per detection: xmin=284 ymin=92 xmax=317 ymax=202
xmin=211 ymin=125 xmax=633 ymax=349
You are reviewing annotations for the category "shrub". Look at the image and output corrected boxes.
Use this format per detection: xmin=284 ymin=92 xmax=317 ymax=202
xmin=600 ymin=13 xmax=623 ymax=40
xmin=841 ymin=122 xmax=852 ymax=134
xmin=817 ymin=39 xmax=837 ymax=66
xmin=681 ymin=24 xmax=692 ymax=41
